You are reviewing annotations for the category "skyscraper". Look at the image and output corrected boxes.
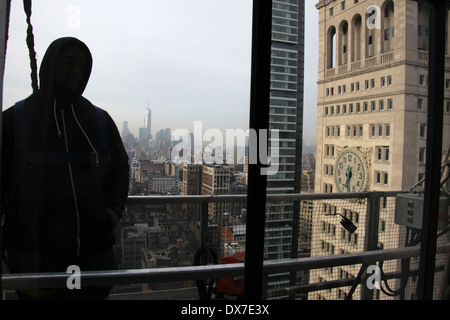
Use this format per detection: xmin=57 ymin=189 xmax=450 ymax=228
xmin=144 ymin=107 xmax=151 ymax=137
xmin=260 ymin=0 xmax=305 ymax=299
xmin=121 ymin=120 xmax=131 ymax=140
xmin=265 ymin=0 xmax=305 ymax=260
xmin=311 ymin=0 xmax=450 ymax=300
xmin=139 ymin=107 xmax=152 ymax=141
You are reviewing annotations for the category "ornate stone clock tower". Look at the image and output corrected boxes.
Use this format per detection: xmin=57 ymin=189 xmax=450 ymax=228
xmin=310 ymin=0 xmax=450 ymax=300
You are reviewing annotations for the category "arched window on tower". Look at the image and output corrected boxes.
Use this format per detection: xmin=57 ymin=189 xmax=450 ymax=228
xmin=382 ymin=0 xmax=395 ymax=53
xmin=366 ymin=9 xmax=376 ymax=58
xmin=351 ymin=15 xmax=362 ymax=63
xmin=340 ymin=21 xmax=349 ymax=66
xmin=327 ymin=26 xmax=336 ymax=69
xmin=417 ymin=1 xmax=429 ymax=51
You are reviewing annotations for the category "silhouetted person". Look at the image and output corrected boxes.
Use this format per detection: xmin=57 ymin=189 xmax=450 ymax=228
xmin=1 ymin=37 xmax=129 ymax=299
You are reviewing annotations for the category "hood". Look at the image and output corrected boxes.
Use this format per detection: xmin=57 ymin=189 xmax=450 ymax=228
xmin=39 ymin=37 xmax=93 ymax=101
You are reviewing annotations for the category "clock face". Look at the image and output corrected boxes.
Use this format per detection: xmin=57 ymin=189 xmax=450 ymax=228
xmin=334 ymin=150 xmax=367 ymax=193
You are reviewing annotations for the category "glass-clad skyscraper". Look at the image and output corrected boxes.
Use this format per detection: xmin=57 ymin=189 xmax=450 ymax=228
xmin=265 ymin=0 xmax=304 ymax=261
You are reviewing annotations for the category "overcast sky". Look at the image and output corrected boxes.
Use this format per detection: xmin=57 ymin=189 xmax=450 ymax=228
xmin=3 ymin=0 xmax=318 ymax=146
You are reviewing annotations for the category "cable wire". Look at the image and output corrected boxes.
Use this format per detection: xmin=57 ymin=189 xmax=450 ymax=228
xmin=23 ymin=0 xmax=38 ymax=93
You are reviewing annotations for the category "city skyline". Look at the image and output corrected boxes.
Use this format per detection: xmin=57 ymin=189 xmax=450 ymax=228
xmin=2 ymin=0 xmax=319 ymax=147
xmin=1 ymin=0 xmax=449 ymax=302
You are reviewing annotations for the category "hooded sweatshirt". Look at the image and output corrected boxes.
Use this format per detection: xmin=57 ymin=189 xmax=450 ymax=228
xmin=2 ymin=37 xmax=129 ymax=264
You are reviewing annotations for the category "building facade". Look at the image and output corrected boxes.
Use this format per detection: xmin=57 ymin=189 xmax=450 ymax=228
xmin=202 ymin=164 xmax=233 ymax=226
xmin=311 ymin=0 xmax=450 ymax=300
xmin=265 ymin=0 xmax=305 ymax=261
xmin=258 ymin=0 xmax=306 ymax=299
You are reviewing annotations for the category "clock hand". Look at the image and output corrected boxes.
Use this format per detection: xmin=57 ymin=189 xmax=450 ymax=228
xmin=345 ymin=166 xmax=352 ymax=192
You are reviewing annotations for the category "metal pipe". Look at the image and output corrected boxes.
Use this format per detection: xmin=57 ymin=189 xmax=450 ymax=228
xmin=0 ymin=0 xmax=11 ymax=300
xmin=3 ymin=243 xmax=449 ymax=291
xmin=126 ymin=190 xmax=406 ymax=205
xmin=417 ymin=0 xmax=447 ymax=300
xmin=243 ymin=0 xmax=272 ymax=300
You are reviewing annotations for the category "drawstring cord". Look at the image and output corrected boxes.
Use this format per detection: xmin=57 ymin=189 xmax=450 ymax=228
xmin=71 ymin=103 xmax=99 ymax=167
xmin=53 ymin=99 xmax=99 ymax=166
xmin=53 ymin=100 xmax=62 ymax=138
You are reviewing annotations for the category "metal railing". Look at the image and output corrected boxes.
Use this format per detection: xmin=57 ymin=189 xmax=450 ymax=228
xmin=1 ymin=191 xmax=449 ymax=300
xmin=3 ymin=244 xmax=449 ymax=295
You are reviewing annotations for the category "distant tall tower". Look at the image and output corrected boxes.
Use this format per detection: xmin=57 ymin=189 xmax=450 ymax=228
xmin=139 ymin=107 xmax=152 ymax=141
xmin=144 ymin=107 xmax=152 ymax=139
xmin=122 ymin=121 xmax=131 ymax=140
